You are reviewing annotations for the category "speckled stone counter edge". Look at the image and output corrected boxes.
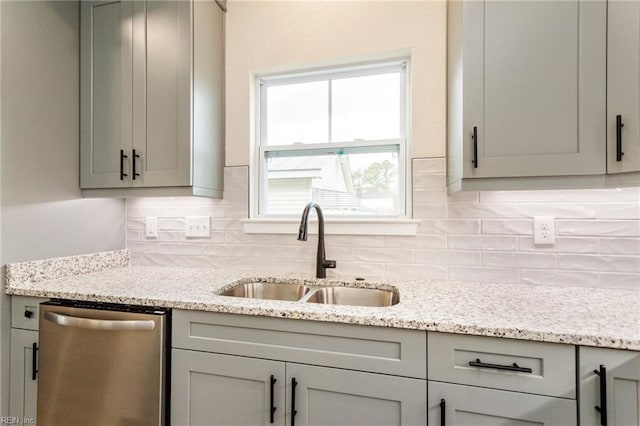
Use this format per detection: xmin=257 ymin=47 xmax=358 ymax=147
xmin=5 ymin=249 xmax=130 ymax=286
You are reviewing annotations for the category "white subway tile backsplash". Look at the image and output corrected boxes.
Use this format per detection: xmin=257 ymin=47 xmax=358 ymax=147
xmin=328 ymin=262 xmax=385 ymax=279
xmin=158 ymin=243 xmax=204 ymax=256
xmin=125 ymin=164 xmax=639 ymax=289
xmin=384 ymin=235 xmax=446 ymax=249
xmin=558 ymin=254 xmax=640 ymax=273
xmin=520 ymin=269 xmax=600 ymax=287
xmin=518 ymin=237 xmax=599 ymax=253
xmin=558 ymin=220 xmax=640 ymax=237
xmin=354 ymin=248 xmax=414 ymax=263
xmin=598 ymin=238 xmax=640 ymax=255
xmin=447 ymin=203 xmax=519 ymax=219
xmin=413 ymin=189 xmax=448 ymax=204
xmin=415 ymin=249 xmax=481 ymax=266
xmin=413 ymin=173 xmax=446 ymax=190
xmin=482 ymin=219 xmax=532 ymax=235
xmin=413 ymin=203 xmax=447 ymax=218
xmin=446 ymin=191 xmax=479 ymax=203
xmin=413 ymin=157 xmax=446 ymax=174
xmin=385 ymin=263 xmax=448 ymax=281
xmin=599 ymin=273 xmax=640 ymax=289
xmin=596 ymin=203 xmax=640 ymax=219
xmin=448 ymin=235 xmax=518 ymax=251
xmin=517 ymin=203 xmax=596 ymax=219
xmin=482 ymin=252 xmax=556 ymax=269
xmin=202 ymin=244 xmax=249 ymax=258
xmin=448 ymin=266 xmax=518 ymax=283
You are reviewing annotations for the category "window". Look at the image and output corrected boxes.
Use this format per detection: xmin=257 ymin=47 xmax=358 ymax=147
xmin=256 ymin=60 xmax=409 ymax=218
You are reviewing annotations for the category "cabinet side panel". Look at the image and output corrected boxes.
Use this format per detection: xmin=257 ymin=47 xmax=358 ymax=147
xmin=447 ymin=0 xmax=463 ymax=188
xmin=193 ymin=0 xmax=224 ymax=193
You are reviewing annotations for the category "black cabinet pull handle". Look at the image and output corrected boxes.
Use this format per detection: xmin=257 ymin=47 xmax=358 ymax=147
xmin=31 ymin=342 xmax=38 ymax=381
xmin=120 ymin=149 xmax=128 ymax=180
xmin=270 ymin=375 xmax=277 ymax=424
xmin=24 ymin=310 xmax=33 ymax=319
xmin=440 ymin=398 xmax=445 ymax=426
xmin=594 ymin=365 xmax=608 ymax=426
xmin=291 ymin=377 xmax=297 ymax=426
xmin=468 ymin=358 xmax=533 ymax=373
xmin=132 ymin=149 xmax=140 ymax=180
xmin=472 ymin=126 xmax=478 ymax=168
xmin=616 ymin=114 xmax=624 ymax=162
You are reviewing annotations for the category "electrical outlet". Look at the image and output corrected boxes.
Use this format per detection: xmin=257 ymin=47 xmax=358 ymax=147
xmin=534 ymin=216 xmax=555 ymax=245
xmin=145 ymin=217 xmax=158 ymax=238
xmin=185 ymin=216 xmax=211 ymax=238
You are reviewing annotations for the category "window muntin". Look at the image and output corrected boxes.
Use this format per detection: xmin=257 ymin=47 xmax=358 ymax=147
xmin=258 ymin=61 xmax=408 ymax=218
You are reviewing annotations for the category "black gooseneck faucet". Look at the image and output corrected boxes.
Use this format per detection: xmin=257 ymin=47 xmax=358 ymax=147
xmin=297 ymin=201 xmax=336 ymax=278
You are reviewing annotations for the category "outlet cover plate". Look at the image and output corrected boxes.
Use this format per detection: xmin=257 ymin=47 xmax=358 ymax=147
xmin=145 ymin=217 xmax=158 ymax=238
xmin=534 ymin=216 xmax=555 ymax=245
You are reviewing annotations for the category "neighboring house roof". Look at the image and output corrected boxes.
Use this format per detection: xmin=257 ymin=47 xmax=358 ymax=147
xmin=268 ymin=155 xmax=354 ymax=193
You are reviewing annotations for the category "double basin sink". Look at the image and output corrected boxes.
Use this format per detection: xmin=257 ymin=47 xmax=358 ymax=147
xmin=219 ymin=281 xmax=399 ymax=308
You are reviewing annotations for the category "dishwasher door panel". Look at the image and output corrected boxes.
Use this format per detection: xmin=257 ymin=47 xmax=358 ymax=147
xmin=37 ymin=303 xmax=167 ymax=426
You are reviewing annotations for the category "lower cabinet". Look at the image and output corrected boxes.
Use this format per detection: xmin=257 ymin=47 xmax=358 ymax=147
xmin=9 ymin=329 xmax=38 ymax=425
xmin=171 ymin=349 xmax=427 ymax=426
xmin=428 ymin=382 xmax=576 ymax=425
xmin=286 ymin=363 xmax=426 ymax=426
xmin=579 ymin=347 xmax=640 ymax=426
xmin=172 ymin=349 xmax=286 ymax=425
xmin=171 ymin=310 xmax=428 ymax=426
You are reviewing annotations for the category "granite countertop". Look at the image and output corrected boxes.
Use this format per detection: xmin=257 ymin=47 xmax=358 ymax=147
xmin=5 ymin=250 xmax=640 ymax=350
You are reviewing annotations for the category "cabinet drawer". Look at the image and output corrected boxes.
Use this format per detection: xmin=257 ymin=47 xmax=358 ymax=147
xmin=173 ymin=310 xmax=426 ymax=379
xmin=428 ymin=332 xmax=575 ymax=398
xmin=11 ymin=296 xmax=48 ymax=330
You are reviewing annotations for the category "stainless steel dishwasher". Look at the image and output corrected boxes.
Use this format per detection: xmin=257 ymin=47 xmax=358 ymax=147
xmin=37 ymin=300 xmax=170 ymax=426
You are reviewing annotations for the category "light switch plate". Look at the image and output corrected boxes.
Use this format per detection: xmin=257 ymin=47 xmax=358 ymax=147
xmin=185 ymin=216 xmax=211 ymax=238
xmin=145 ymin=216 xmax=158 ymax=238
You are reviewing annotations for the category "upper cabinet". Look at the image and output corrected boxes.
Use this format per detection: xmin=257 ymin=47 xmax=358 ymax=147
xmin=607 ymin=0 xmax=640 ymax=177
xmin=448 ymin=0 xmax=639 ymax=192
xmin=80 ymin=0 xmax=224 ymax=198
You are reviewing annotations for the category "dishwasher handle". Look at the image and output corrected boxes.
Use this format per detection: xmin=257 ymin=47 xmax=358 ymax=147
xmin=44 ymin=311 xmax=156 ymax=331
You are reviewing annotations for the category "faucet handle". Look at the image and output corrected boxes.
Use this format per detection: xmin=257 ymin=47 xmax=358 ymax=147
xmin=323 ymin=260 xmax=337 ymax=269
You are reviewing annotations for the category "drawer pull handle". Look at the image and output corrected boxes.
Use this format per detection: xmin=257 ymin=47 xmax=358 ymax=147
xmin=594 ymin=365 xmax=608 ymax=426
xmin=471 ymin=126 xmax=478 ymax=168
xmin=32 ymin=342 xmax=38 ymax=381
xmin=616 ymin=115 xmax=624 ymax=162
xmin=291 ymin=377 xmax=298 ymax=426
xmin=440 ymin=398 xmax=446 ymax=426
xmin=24 ymin=310 xmax=34 ymax=319
xmin=270 ymin=375 xmax=277 ymax=424
xmin=468 ymin=358 xmax=533 ymax=373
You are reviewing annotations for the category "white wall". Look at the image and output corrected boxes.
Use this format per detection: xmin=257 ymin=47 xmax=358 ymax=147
xmin=225 ymin=0 xmax=446 ymax=166
xmin=0 ymin=0 xmax=126 ymax=413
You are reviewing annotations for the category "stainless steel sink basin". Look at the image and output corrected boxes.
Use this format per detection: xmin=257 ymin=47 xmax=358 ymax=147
xmin=303 ymin=287 xmax=399 ymax=307
xmin=219 ymin=282 xmax=310 ymax=301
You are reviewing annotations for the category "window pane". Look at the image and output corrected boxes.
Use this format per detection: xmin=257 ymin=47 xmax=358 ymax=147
xmin=264 ymin=148 xmax=400 ymax=216
xmin=331 ymin=72 xmax=401 ymax=142
xmin=266 ymin=81 xmax=328 ymax=145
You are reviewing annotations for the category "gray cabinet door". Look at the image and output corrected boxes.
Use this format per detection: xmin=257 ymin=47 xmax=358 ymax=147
xmin=461 ymin=0 xmax=606 ymax=179
xmin=171 ymin=349 xmax=286 ymax=426
xmin=579 ymin=347 xmax=640 ymax=426
xmin=132 ymin=0 xmax=192 ymax=188
xmin=9 ymin=329 xmax=38 ymax=425
xmin=286 ymin=363 xmax=427 ymax=426
xmin=80 ymin=0 xmax=133 ymax=189
xmin=428 ymin=381 xmax=576 ymax=426
xmin=607 ymin=0 xmax=640 ymax=174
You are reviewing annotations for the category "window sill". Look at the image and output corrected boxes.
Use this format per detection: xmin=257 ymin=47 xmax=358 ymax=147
xmin=242 ymin=218 xmax=420 ymax=236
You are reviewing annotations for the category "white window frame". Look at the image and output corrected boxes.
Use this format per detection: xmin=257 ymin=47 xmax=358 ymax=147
xmin=245 ymin=58 xmax=411 ymax=233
